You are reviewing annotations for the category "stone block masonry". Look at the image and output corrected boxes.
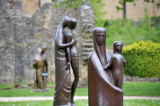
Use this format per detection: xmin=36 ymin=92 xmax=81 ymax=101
xmin=0 ymin=0 xmax=95 ymax=85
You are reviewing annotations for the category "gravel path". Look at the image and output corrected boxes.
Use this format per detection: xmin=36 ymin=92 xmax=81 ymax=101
xmin=0 ymin=96 xmax=160 ymax=102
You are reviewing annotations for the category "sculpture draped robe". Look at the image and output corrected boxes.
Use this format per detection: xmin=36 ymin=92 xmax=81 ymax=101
xmin=88 ymin=51 xmax=123 ymax=106
xmin=88 ymin=27 xmax=123 ymax=106
xmin=54 ymin=16 xmax=73 ymax=106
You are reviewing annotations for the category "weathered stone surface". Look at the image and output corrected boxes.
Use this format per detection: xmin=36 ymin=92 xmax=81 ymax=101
xmin=79 ymin=1 xmax=95 ymax=64
xmin=0 ymin=0 xmax=95 ymax=85
xmin=23 ymin=0 xmax=39 ymax=17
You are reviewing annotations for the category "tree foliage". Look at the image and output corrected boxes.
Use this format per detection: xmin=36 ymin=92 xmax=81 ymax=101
xmin=52 ymin=0 xmax=160 ymax=10
xmin=52 ymin=0 xmax=88 ymax=8
xmin=91 ymin=0 xmax=106 ymax=22
xmin=117 ymin=0 xmax=160 ymax=11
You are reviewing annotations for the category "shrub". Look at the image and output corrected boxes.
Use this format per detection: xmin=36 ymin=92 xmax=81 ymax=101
xmin=122 ymin=40 xmax=160 ymax=78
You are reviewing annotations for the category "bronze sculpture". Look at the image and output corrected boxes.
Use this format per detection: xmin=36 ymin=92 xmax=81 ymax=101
xmin=33 ymin=45 xmax=48 ymax=92
xmin=104 ymin=41 xmax=126 ymax=89
xmin=41 ymin=44 xmax=48 ymax=91
xmin=88 ymin=27 xmax=123 ymax=106
xmin=54 ymin=16 xmax=77 ymax=106
xmin=66 ymin=18 xmax=79 ymax=105
xmin=33 ymin=47 xmax=45 ymax=91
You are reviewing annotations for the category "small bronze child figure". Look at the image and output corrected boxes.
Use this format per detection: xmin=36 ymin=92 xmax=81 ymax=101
xmin=104 ymin=41 xmax=126 ymax=89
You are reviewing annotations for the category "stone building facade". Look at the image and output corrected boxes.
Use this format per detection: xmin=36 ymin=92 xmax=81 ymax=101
xmin=0 ymin=0 xmax=95 ymax=85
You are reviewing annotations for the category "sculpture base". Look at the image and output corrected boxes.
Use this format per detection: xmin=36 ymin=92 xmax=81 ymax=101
xmin=71 ymin=102 xmax=76 ymax=106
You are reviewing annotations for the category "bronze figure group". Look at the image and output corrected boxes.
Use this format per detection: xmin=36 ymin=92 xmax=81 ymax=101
xmin=33 ymin=16 xmax=126 ymax=106
xmin=88 ymin=27 xmax=126 ymax=106
xmin=54 ymin=16 xmax=79 ymax=106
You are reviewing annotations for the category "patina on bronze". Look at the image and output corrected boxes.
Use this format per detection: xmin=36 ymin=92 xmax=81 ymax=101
xmin=54 ymin=16 xmax=76 ymax=106
xmin=104 ymin=41 xmax=126 ymax=89
xmin=33 ymin=47 xmax=45 ymax=91
xmin=66 ymin=18 xmax=79 ymax=105
xmin=88 ymin=27 xmax=123 ymax=106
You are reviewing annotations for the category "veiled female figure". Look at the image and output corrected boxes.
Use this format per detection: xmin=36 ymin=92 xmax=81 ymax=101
xmin=88 ymin=27 xmax=123 ymax=106
xmin=54 ymin=16 xmax=76 ymax=106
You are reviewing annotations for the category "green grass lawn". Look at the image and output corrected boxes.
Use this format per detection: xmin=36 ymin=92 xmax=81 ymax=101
xmin=123 ymin=82 xmax=160 ymax=96
xmin=0 ymin=89 xmax=54 ymax=97
xmin=0 ymin=82 xmax=160 ymax=97
xmin=0 ymin=82 xmax=55 ymax=89
xmin=0 ymin=99 xmax=160 ymax=106
xmin=0 ymin=84 xmax=14 ymax=89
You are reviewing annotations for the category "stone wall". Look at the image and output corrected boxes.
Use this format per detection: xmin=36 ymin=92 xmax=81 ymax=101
xmin=0 ymin=0 xmax=95 ymax=85
xmin=23 ymin=0 xmax=39 ymax=17
xmin=78 ymin=1 xmax=95 ymax=86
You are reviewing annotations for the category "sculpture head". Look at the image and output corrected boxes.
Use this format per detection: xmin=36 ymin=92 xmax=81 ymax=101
xmin=93 ymin=27 xmax=106 ymax=46
xmin=68 ymin=18 xmax=77 ymax=30
xmin=62 ymin=16 xmax=70 ymax=28
xmin=92 ymin=27 xmax=107 ymax=66
xmin=42 ymin=44 xmax=47 ymax=54
xmin=36 ymin=47 xmax=42 ymax=55
xmin=113 ymin=41 xmax=123 ymax=54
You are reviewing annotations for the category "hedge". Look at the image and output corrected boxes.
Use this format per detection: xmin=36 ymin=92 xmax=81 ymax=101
xmin=122 ymin=40 xmax=160 ymax=78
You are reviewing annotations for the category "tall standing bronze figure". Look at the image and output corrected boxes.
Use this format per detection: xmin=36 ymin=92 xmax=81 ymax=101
xmin=33 ymin=47 xmax=45 ymax=91
xmin=104 ymin=41 xmax=126 ymax=89
xmin=41 ymin=44 xmax=48 ymax=91
xmin=88 ymin=27 xmax=123 ymax=106
xmin=65 ymin=18 xmax=79 ymax=105
xmin=54 ymin=16 xmax=76 ymax=106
